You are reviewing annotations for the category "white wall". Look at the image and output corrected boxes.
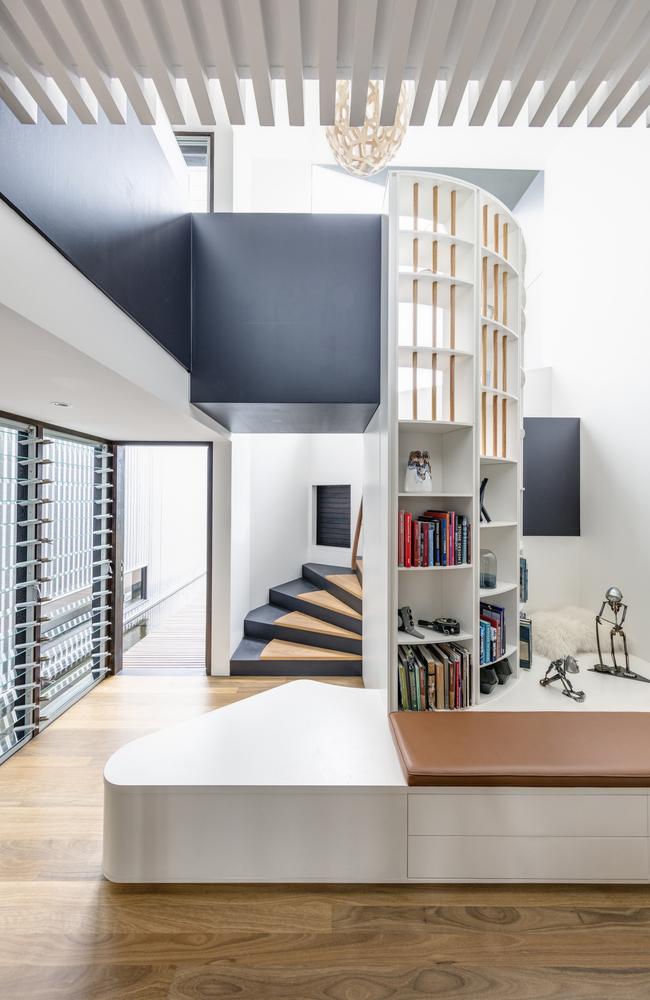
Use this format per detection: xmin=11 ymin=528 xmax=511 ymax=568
xmin=124 ymin=446 xmax=208 ymax=606
xmin=230 ymin=434 xmax=363 ymax=650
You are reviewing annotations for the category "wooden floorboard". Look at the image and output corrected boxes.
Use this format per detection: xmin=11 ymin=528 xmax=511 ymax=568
xmin=2 ymin=673 xmax=650 ymax=999
xmin=123 ymin=602 xmax=206 ymax=671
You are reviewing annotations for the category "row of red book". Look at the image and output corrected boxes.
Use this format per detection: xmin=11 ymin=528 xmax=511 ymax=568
xmin=398 ymin=510 xmax=471 ymax=567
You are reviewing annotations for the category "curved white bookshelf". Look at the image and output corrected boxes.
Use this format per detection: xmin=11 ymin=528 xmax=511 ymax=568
xmin=387 ymin=170 xmax=524 ymax=712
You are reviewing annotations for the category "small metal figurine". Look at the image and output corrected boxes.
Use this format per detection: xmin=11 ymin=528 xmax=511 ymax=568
xmin=590 ymin=586 xmax=650 ymax=683
xmin=540 ymin=655 xmax=586 ymax=702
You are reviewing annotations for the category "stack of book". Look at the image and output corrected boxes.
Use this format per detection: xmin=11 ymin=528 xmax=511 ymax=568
xmin=397 ymin=643 xmax=472 ymax=710
xmin=398 ymin=510 xmax=471 ymax=567
xmin=479 ymin=602 xmax=506 ymax=665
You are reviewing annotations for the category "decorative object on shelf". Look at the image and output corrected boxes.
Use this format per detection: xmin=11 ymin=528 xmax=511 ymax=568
xmin=480 ymin=548 xmax=497 ymax=589
xmin=479 ymin=477 xmax=491 ymax=522
xmin=591 ymin=587 xmax=650 ymax=683
xmin=480 ymin=665 xmax=498 ymax=695
xmin=540 ymin=655 xmax=586 ymax=702
xmin=398 ymin=606 xmax=424 ymax=639
xmin=519 ymin=614 xmax=532 ymax=669
xmin=494 ymin=657 xmax=512 ymax=685
xmin=418 ymin=616 xmax=460 ymax=636
xmin=326 ymin=80 xmax=410 ymax=178
xmin=404 ymin=450 xmax=433 ymax=493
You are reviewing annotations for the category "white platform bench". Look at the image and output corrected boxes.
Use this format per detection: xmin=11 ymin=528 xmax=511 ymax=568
xmin=103 ymin=679 xmax=650 ymax=883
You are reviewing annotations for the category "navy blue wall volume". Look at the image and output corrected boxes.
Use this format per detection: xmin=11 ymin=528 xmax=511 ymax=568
xmin=190 ymin=213 xmax=381 ymax=432
xmin=523 ymin=417 xmax=581 ymax=535
xmin=0 ymin=103 xmax=191 ymax=368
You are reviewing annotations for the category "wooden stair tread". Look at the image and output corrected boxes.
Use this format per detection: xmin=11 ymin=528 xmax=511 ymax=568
xmin=326 ymin=573 xmax=363 ymax=599
xmin=296 ymin=589 xmax=362 ymax=620
xmin=260 ymin=639 xmax=361 ymax=661
xmin=274 ymin=611 xmax=359 ymax=640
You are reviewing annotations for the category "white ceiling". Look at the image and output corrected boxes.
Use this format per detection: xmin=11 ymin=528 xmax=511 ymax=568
xmin=0 ymin=0 xmax=648 ymax=129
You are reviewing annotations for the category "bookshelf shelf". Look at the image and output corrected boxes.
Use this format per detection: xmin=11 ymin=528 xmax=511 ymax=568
xmin=480 ymin=316 xmax=518 ymax=341
xmin=398 ymin=268 xmax=473 ymax=288
xmin=399 ymin=229 xmax=474 ymax=248
xmin=398 ymin=420 xmax=473 ymax=433
xmin=386 ymin=171 xmax=523 ymax=713
xmin=398 ymin=492 xmax=472 ymax=499
xmin=398 ymin=564 xmax=472 ymax=572
xmin=480 ymin=454 xmax=517 ymax=466
xmin=480 ymin=580 xmax=518 ymax=598
xmin=480 ymin=385 xmax=518 ymax=402
xmin=480 ymin=643 xmax=518 ymax=668
xmin=398 ymin=627 xmax=473 ymax=646
xmin=481 ymin=246 xmax=519 ymax=277
xmin=398 ymin=345 xmax=473 ymax=360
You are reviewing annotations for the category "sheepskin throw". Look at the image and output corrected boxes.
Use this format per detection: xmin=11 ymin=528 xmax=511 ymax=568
xmin=530 ymin=606 xmax=599 ymax=661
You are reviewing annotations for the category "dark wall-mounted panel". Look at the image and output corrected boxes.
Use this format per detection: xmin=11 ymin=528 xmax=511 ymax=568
xmin=523 ymin=417 xmax=581 ymax=536
xmin=0 ymin=104 xmax=190 ymax=368
xmin=191 ymin=213 xmax=381 ymax=432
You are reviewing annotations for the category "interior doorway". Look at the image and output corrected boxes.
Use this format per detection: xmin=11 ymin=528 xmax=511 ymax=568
xmin=118 ymin=444 xmax=210 ymax=674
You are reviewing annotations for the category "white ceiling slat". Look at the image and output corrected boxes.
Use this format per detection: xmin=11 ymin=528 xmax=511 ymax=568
xmin=409 ymin=0 xmax=456 ymax=127
xmin=379 ymin=0 xmax=416 ymax=126
xmin=277 ymin=0 xmax=304 ymax=125
xmin=239 ymin=0 xmax=274 ymax=126
xmin=0 ymin=18 xmax=67 ymax=123
xmin=529 ymin=0 xmax=615 ymax=127
xmin=120 ymin=0 xmax=185 ymax=125
xmin=498 ymin=0 xmax=578 ymax=127
xmin=469 ymin=0 xmax=536 ymax=127
xmin=83 ymin=0 xmax=156 ymax=124
xmin=588 ymin=34 xmax=650 ymax=126
xmin=3 ymin=0 xmax=97 ymax=123
xmin=617 ymin=75 xmax=650 ymax=126
xmin=439 ymin=0 xmax=496 ymax=127
xmin=46 ymin=0 xmax=127 ymax=124
xmin=197 ymin=0 xmax=244 ymax=126
xmin=557 ymin=2 xmax=650 ymax=127
xmin=349 ymin=0 xmax=378 ymax=127
xmin=0 ymin=64 xmax=37 ymax=122
xmin=317 ymin=0 xmax=338 ymax=125
xmin=160 ymin=0 xmax=215 ymax=126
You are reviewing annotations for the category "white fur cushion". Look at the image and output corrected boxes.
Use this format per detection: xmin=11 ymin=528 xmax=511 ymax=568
xmin=530 ymin=606 xmax=599 ymax=661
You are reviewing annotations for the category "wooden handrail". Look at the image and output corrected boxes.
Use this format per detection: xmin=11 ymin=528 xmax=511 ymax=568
xmin=351 ymin=498 xmax=363 ymax=571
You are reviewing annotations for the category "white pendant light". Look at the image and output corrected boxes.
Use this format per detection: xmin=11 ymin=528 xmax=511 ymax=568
xmin=326 ymin=80 xmax=409 ymax=178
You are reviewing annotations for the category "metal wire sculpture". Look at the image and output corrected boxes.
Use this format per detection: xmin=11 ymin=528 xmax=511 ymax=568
xmin=540 ymin=655 xmax=586 ymax=702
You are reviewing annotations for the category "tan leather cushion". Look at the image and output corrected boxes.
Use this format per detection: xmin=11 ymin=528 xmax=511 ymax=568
xmin=389 ymin=712 xmax=650 ymax=787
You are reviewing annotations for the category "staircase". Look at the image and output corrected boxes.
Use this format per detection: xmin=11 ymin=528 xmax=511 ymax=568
xmin=230 ymin=561 xmax=363 ymax=676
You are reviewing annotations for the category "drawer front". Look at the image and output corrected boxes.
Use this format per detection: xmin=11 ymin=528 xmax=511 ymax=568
xmin=408 ymin=835 xmax=649 ymax=881
xmin=408 ymin=792 xmax=648 ymax=838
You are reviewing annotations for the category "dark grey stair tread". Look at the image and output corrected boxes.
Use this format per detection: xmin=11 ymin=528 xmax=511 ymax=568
xmin=230 ymin=637 xmax=362 ymax=677
xmin=302 ymin=562 xmax=357 ymax=578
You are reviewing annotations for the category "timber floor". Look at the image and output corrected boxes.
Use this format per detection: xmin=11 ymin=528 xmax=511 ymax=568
xmin=2 ymin=673 xmax=650 ymax=999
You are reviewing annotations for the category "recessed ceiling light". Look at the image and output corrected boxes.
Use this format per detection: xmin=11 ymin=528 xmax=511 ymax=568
xmin=50 ymin=401 xmax=71 ymax=407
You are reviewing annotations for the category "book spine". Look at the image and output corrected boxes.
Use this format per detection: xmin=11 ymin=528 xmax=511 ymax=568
xmin=404 ymin=513 xmax=412 ymax=567
xmin=398 ymin=510 xmax=405 ymax=567
xmin=413 ymin=520 xmax=419 ymax=567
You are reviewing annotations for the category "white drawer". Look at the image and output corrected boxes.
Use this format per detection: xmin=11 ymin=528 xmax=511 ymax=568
xmin=408 ymin=835 xmax=649 ymax=881
xmin=408 ymin=791 xmax=648 ymax=838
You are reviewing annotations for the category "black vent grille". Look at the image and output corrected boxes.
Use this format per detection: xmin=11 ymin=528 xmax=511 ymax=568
xmin=316 ymin=485 xmax=351 ymax=548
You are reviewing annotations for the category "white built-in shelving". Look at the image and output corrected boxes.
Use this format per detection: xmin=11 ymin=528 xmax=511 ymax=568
xmin=388 ymin=170 xmax=524 ymax=711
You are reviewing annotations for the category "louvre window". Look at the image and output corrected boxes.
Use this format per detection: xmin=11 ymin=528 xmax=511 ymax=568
xmin=0 ymin=418 xmax=113 ymax=765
